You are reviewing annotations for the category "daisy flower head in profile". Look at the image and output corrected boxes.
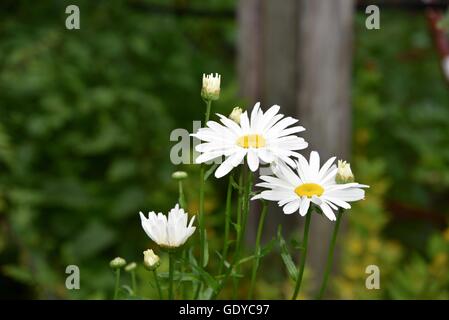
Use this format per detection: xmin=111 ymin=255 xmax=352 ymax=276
xmin=191 ymin=102 xmax=308 ymax=178
xmin=201 ymin=73 xmax=221 ymax=101
xmin=252 ymin=151 xmax=369 ymax=221
xmin=139 ymin=204 xmax=196 ymax=249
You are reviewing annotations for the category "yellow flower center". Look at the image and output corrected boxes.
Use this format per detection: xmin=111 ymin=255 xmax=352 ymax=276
xmin=294 ymin=183 xmax=324 ymax=198
xmin=236 ymin=134 xmax=266 ymax=149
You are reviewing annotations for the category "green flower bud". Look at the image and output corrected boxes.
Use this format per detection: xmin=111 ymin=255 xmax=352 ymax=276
xmin=336 ymin=160 xmax=354 ymax=184
xmin=143 ymin=249 xmax=160 ymax=271
xmin=201 ymin=73 xmax=221 ymax=101
xmin=172 ymin=171 xmax=188 ymax=180
xmin=229 ymin=107 xmax=243 ymax=124
xmin=124 ymin=262 xmax=137 ymax=272
xmin=110 ymin=257 xmax=126 ymax=269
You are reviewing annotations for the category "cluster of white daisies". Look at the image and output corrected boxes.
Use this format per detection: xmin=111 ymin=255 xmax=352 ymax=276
xmin=192 ymin=102 xmax=368 ymax=222
xmin=139 ymin=74 xmax=368 ymax=252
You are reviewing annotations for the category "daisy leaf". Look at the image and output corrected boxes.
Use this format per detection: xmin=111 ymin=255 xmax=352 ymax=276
xmin=214 ymin=251 xmax=231 ymax=270
xmin=189 ymin=263 xmax=219 ymax=292
xmin=231 ymin=177 xmax=243 ymax=191
xmin=199 ymin=287 xmax=214 ymax=300
xmin=186 ymin=248 xmax=217 ymax=293
xmin=204 ymin=163 xmax=219 ymax=181
xmin=277 ymin=226 xmax=298 ymax=282
xmin=290 ymin=238 xmax=304 ymax=251
xmin=232 ymin=222 xmax=241 ymax=233
xmin=203 ymin=230 xmax=209 ymax=268
xmin=261 ymin=238 xmax=277 ymax=256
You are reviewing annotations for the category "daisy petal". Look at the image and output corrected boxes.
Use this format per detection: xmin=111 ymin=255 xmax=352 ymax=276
xmin=215 ymin=157 xmax=237 ymax=178
xmin=283 ymin=199 xmax=300 ymax=214
xmin=299 ymin=197 xmax=310 ymax=216
xmin=320 ymin=202 xmax=337 ymax=221
xmin=247 ymin=149 xmax=259 ymax=172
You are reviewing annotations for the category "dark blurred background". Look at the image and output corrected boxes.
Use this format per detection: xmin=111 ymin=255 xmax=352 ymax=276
xmin=1 ymin=0 xmax=449 ymax=299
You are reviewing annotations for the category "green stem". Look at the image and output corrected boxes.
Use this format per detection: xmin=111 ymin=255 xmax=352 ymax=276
xmin=178 ymin=180 xmax=186 ymax=209
xmin=131 ymin=270 xmax=137 ymax=296
xmin=316 ymin=210 xmax=343 ymax=299
xmin=232 ymin=279 xmax=238 ymax=300
xmin=168 ymin=252 xmax=175 ymax=300
xmin=291 ymin=211 xmax=312 ymax=300
xmin=233 ymin=170 xmax=253 ymax=295
xmin=195 ymin=100 xmax=212 ymax=299
xmin=152 ymin=270 xmax=163 ymax=299
xmin=199 ymin=100 xmax=212 ymax=264
xmin=176 ymin=181 xmax=188 ymax=298
xmin=218 ymin=174 xmax=234 ymax=275
xmin=177 ymin=180 xmax=187 ymax=298
xmin=212 ymin=169 xmax=251 ymax=299
xmin=236 ymin=171 xmax=244 ymax=229
xmin=248 ymin=200 xmax=268 ymax=299
xmin=204 ymin=100 xmax=212 ymax=124
xmin=231 ymin=170 xmax=244 ymax=299
xmin=241 ymin=171 xmax=253 ymax=249
xmin=113 ymin=269 xmax=121 ymax=300
xmin=181 ymin=249 xmax=188 ymax=299
xmin=232 ymin=168 xmax=252 ymax=259
xmin=193 ymin=276 xmax=201 ymax=299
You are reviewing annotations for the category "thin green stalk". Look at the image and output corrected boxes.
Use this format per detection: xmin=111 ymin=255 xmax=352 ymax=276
xmin=168 ymin=252 xmax=175 ymax=300
xmin=178 ymin=180 xmax=186 ymax=209
xmin=232 ymin=280 xmax=238 ymax=300
xmin=199 ymin=100 xmax=212 ymax=264
xmin=152 ymin=270 xmax=163 ymax=299
xmin=236 ymin=171 xmax=244 ymax=232
xmin=113 ymin=269 xmax=121 ymax=300
xmin=181 ymin=249 xmax=188 ymax=299
xmin=212 ymin=169 xmax=251 ymax=299
xmin=204 ymin=100 xmax=212 ymax=124
xmin=193 ymin=275 xmax=201 ymax=299
xmin=176 ymin=180 xmax=188 ymax=298
xmin=198 ymin=101 xmax=211 ymax=267
xmin=291 ymin=211 xmax=312 ymax=300
xmin=131 ymin=270 xmax=137 ymax=295
xmin=195 ymin=100 xmax=212 ymax=299
xmin=239 ymin=170 xmax=252 ymax=251
xmin=316 ymin=209 xmax=343 ymax=299
xmin=232 ymin=170 xmax=253 ymax=295
xmin=248 ymin=200 xmax=268 ymax=299
xmin=218 ymin=174 xmax=234 ymax=275
xmin=231 ymin=170 xmax=244 ymax=299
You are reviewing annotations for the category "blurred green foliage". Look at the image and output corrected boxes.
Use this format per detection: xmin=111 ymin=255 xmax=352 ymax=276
xmin=437 ymin=9 xmax=449 ymax=33
xmin=0 ymin=0 xmax=237 ymax=298
xmin=334 ymin=11 xmax=449 ymax=299
xmin=354 ymin=11 xmax=449 ymax=206
xmin=1 ymin=2 xmax=449 ymax=300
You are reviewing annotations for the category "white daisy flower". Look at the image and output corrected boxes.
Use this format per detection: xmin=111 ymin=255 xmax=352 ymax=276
xmin=192 ymin=102 xmax=308 ymax=178
xmin=139 ymin=204 xmax=196 ymax=249
xmin=252 ymin=151 xmax=369 ymax=221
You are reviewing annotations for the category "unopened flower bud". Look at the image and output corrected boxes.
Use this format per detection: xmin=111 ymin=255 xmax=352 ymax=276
xmin=124 ymin=262 xmax=137 ymax=272
xmin=172 ymin=171 xmax=188 ymax=180
xmin=336 ymin=160 xmax=354 ymax=184
xmin=229 ymin=107 xmax=243 ymax=124
xmin=110 ymin=257 xmax=127 ymax=269
xmin=143 ymin=249 xmax=160 ymax=271
xmin=201 ymin=73 xmax=221 ymax=101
